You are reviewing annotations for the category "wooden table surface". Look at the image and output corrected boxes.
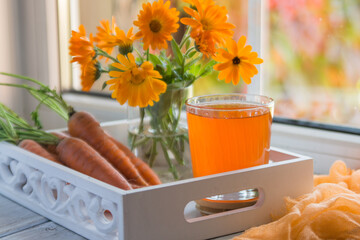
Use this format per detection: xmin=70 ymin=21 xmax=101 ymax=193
xmin=0 ymin=194 xmax=241 ymax=240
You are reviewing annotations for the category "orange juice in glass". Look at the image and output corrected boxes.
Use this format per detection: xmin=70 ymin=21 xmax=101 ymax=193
xmin=185 ymin=94 xmax=274 ymax=203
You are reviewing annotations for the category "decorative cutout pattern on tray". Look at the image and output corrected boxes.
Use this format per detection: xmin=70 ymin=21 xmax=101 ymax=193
xmin=0 ymin=152 xmax=119 ymax=239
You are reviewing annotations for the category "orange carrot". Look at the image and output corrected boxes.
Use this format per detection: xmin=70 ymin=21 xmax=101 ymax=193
xmin=68 ymin=111 xmax=148 ymax=187
xmin=19 ymin=139 xmax=62 ymax=165
xmin=56 ymin=137 xmax=132 ymax=190
xmin=51 ymin=131 xmax=69 ymax=139
xmin=45 ymin=131 xmax=69 ymax=154
xmin=106 ymin=133 xmax=162 ymax=185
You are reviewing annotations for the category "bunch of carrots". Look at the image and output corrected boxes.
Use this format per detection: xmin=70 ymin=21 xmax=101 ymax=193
xmin=0 ymin=73 xmax=161 ymax=190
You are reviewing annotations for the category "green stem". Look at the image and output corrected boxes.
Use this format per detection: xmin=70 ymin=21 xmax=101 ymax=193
xmin=0 ymin=104 xmax=17 ymax=140
xmin=133 ymin=136 xmax=150 ymax=148
xmin=0 ymin=79 xmax=72 ymax=120
xmin=181 ymin=134 xmax=189 ymax=143
xmin=0 ymin=103 xmax=60 ymax=145
xmin=139 ymin=108 xmax=145 ymax=132
xmin=181 ymin=47 xmax=196 ymax=77
xmin=0 ymin=72 xmax=48 ymax=88
xmin=180 ymin=137 xmax=185 ymax=154
xmin=159 ymin=118 xmax=184 ymax=165
xmin=148 ymin=139 xmax=158 ymax=167
xmin=95 ymin=47 xmax=118 ymax=62
xmin=168 ymin=140 xmax=184 ymax=165
xmin=0 ymin=83 xmax=38 ymax=91
xmin=130 ymin=108 xmax=145 ymax=151
xmin=0 ymin=104 xmax=30 ymax=129
xmin=184 ymin=47 xmax=196 ymax=57
xmin=172 ymin=100 xmax=184 ymax=133
xmin=159 ymin=138 xmax=178 ymax=179
xmin=0 ymin=74 xmax=70 ymax=113
xmin=179 ymin=26 xmax=191 ymax=50
xmin=134 ymin=48 xmax=144 ymax=62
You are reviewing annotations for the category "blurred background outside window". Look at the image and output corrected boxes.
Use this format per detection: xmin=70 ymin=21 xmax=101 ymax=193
xmin=66 ymin=0 xmax=360 ymax=129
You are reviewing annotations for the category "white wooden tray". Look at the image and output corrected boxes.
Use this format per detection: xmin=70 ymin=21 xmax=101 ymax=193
xmin=0 ymin=120 xmax=313 ymax=240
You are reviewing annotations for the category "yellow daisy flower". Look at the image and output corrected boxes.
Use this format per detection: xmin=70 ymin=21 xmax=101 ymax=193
xmin=94 ymin=17 xmax=134 ymax=57
xmin=133 ymin=0 xmax=179 ymax=50
xmin=213 ymin=36 xmax=263 ymax=85
xmin=181 ymin=0 xmax=235 ymax=49
xmin=81 ymin=59 xmax=100 ymax=91
xmin=107 ymin=53 xmax=167 ymax=107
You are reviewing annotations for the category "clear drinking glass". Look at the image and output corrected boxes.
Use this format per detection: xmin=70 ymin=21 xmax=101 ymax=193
xmin=185 ymin=94 xmax=274 ymax=210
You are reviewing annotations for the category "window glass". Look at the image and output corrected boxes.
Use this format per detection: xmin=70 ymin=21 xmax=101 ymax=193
xmin=264 ymin=0 xmax=360 ymax=127
xmin=68 ymin=0 xmax=360 ymax=128
xmin=68 ymin=0 xmax=249 ymax=94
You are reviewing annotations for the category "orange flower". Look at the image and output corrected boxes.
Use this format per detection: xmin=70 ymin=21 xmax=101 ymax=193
xmin=183 ymin=0 xmax=215 ymax=8
xmin=69 ymin=24 xmax=99 ymax=91
xmin=116 ymin=27 xmax=134 ymax=56
xmin=181 ymin=0 xmax=235 ymax=51
xmin=94 ymin=17 xmax=134 ymax=57
xmin=133 ymin=0 xmax=179 ymax=50
xmin=194 ymin=31 xmax=216 ymax=57
xmin=94 ymin=18 xmax=118 ymax=56
xmin=80 ymin=59 xmax=100 ymax=91
xmin=69 ymin=24 xmax=95 ymax=64
xmin=107 ymin=53 xmax=167 ymax=107
xmin=213 ymin=36 xmax=263 ymax=85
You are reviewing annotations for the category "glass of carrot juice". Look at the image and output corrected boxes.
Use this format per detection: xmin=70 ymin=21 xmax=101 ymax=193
xmin=185 ymin=94 xmax=274 ymax=203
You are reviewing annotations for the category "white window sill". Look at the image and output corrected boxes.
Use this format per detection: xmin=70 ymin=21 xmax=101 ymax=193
xmin=271 ymin=123 xmax=360 ymax=174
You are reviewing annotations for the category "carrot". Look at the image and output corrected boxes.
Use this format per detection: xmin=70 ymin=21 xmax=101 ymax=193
xmin=56 ymin=137 xmax=132 ymax=190
xmin=51 ymin=131 xmax=69 ymax=139
xmin=19 ymin=139 xmax=62 ymax=165
xmin=0 ymin=101 xmax=132 ymax=190
xmin=68 ymin=111 xmax=148 ymax=187
xmin=106 ymin=133 xmax=162 ymax=185
xmin=45 ymin=131 xmax=69 ymax=154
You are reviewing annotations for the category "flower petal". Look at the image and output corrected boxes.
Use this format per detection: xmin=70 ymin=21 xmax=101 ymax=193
xmin=237 ymin=36 xmax=247 ymax=51
xmin=214 ymin=61 xmax=232 ymax=71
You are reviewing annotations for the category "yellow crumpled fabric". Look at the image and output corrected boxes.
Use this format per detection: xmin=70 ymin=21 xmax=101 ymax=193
xmin=234 ymin=160 xmax=360 ymax=240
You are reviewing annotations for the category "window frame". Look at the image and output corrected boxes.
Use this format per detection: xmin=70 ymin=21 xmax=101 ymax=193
xmin=54 ymin=0 xmax=360 ymax=173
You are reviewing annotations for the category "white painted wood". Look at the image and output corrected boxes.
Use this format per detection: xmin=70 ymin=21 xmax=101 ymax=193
xmin=62 ymin=93 xmax=127 ymax=123
xmin=57 ymin=0 xmax=73 ymax=91
xmin=121 ymin=154 xmax=312 ymax=240
xmin=247 ymin=0 xmax=263 ymax=95
xmin=45 ymin=0 xmax=61 ymax=91
xmin=271 ymin=123 xmax=360 ymax=174
xmin=0 ymin=121 xmax=313 ymax=240
xmin=0 ymin=143 xmax=125 ymax=240
xmin=1 ymin=222 xmax=85 ymax=240
xmin=0 ymin=191 xmax=243 ymax=240
xmin=0 ymin=195 xmax=48 ymax=238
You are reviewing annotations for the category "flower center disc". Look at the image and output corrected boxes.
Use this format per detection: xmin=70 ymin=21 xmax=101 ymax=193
xmin=130 ymin=68 xmax=145 ymax=85
xmin=149 ymin=19 xmax=162 ymax=33
xmin=200 ymin=19 xmax=211 ymax=31
xmin=232 ymin=57 xmax=241 ymax=65
xmin=132 ymin=74 xmax=145 ymax=85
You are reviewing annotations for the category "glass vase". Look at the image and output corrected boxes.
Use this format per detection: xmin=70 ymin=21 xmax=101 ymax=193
xmin=127 ymin=84 xmax=193 ymax=182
